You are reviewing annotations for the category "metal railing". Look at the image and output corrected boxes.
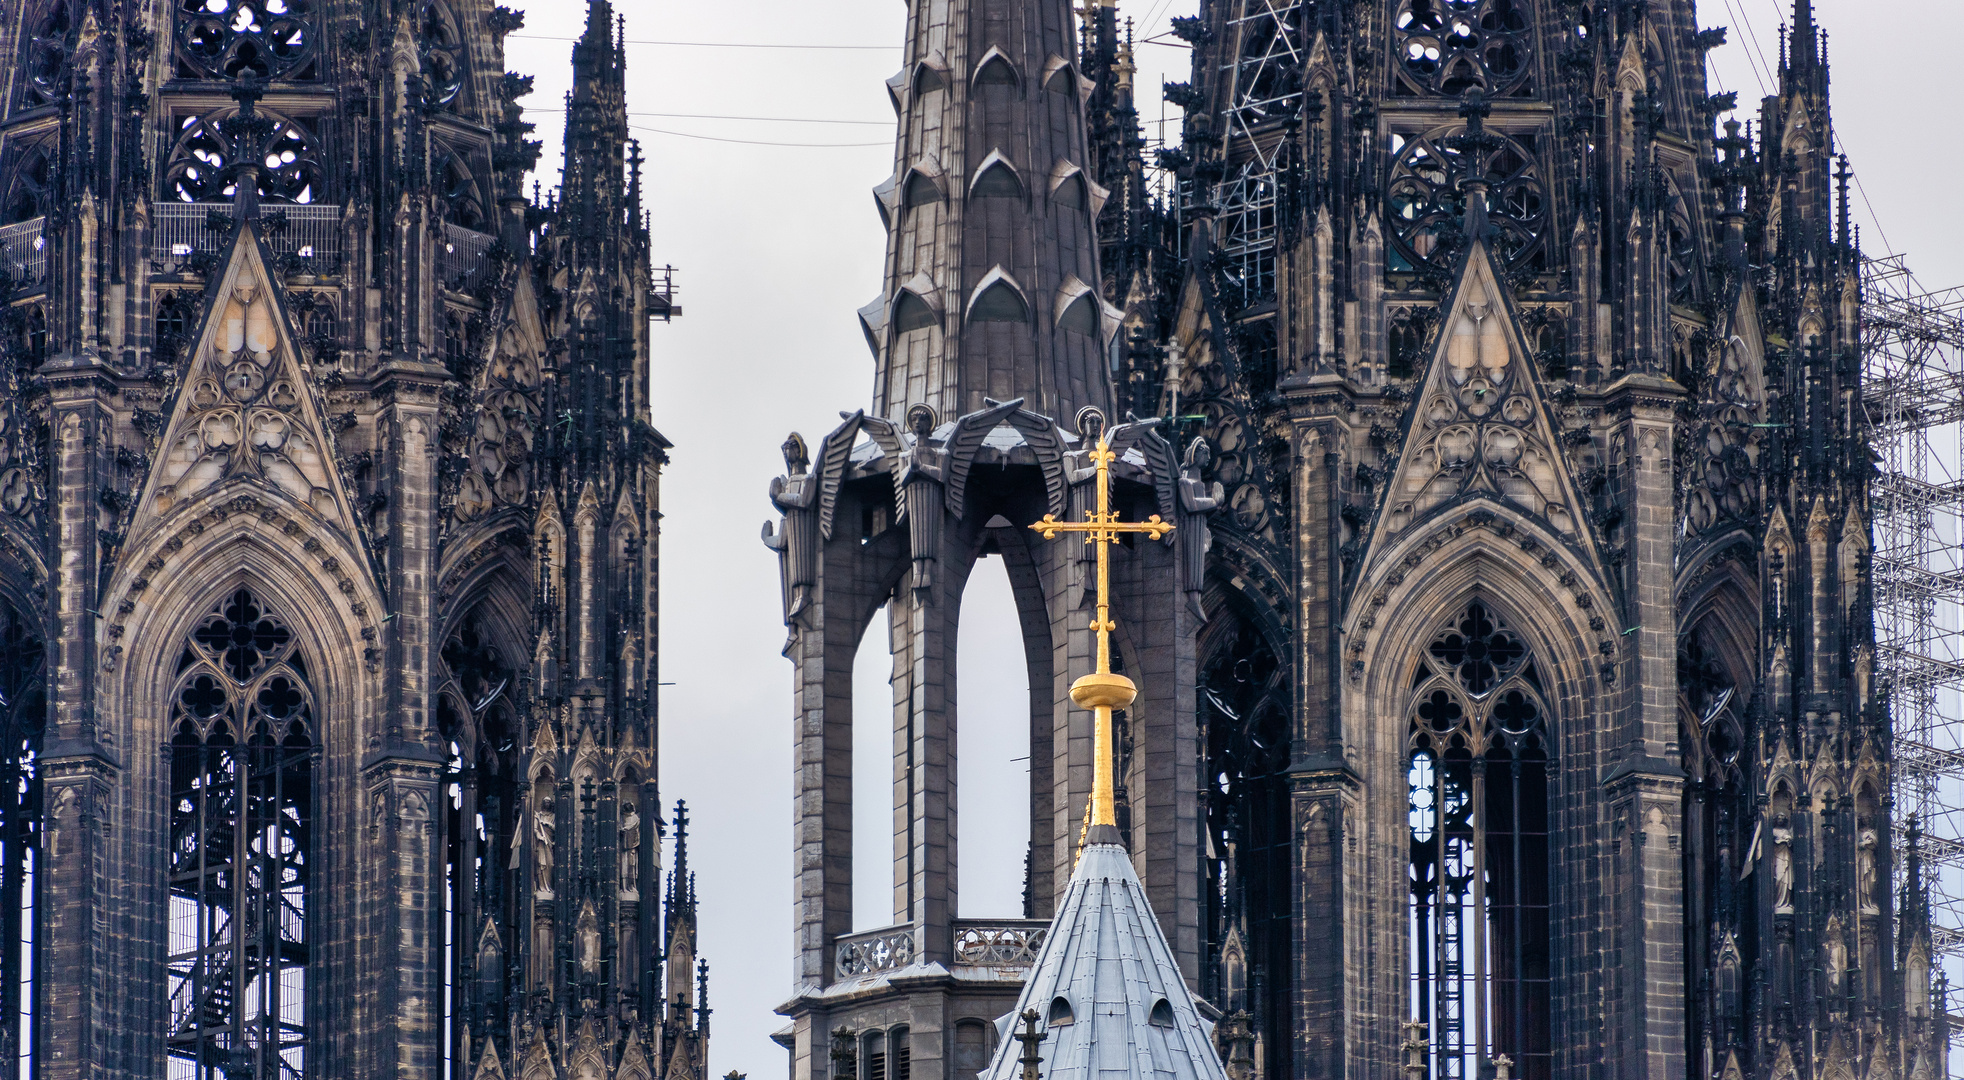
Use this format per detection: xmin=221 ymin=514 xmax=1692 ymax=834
xmin=0 ymin=217 xmax=46 ymax=286
xmin=437 ymin=222 xmax=496 ymax=294
xmin=152 ymin=202 xmax=343 ymax=272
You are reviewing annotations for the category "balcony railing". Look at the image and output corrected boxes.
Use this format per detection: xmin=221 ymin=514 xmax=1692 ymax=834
xmin=0 ymin=218 xmax=47 ymax=286
xmin=832 ymin=919 xmax=1049 ymax=981
xmin=834 ymin=925 xmax=917 ymax=979
xmin=438 ymin=222 xmax=496 ymax=294
xmin=153 ymin=202 xmax=343 ymax=273
xmin=951 ymin=919 xmax=1048 ymax=967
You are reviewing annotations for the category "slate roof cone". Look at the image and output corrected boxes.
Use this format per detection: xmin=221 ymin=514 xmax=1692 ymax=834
xmin=974 ymin=836 xmax=1228 ymax=1080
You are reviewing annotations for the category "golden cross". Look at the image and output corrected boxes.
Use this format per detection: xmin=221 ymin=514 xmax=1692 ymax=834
xmin=1030 ymin=435 xmax=1173 ymax=844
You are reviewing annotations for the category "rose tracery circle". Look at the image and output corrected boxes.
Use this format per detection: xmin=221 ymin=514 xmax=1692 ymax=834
xmin=1386 ymin=125 xmax=1547 ymax=274
xmin=1394 ymin=0 xmax=1534 ymax=98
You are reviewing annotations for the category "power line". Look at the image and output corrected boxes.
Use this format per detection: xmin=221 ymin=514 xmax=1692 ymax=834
xmin=533 ymin=108 xmax=889 ymax=126
xmin=1721 ymin=0 xmax=1773 ymax=98
xmin=508 ymin=34 xmax=896 ymax=51
xmin=626 ymin=123 xmax=888 ymax=149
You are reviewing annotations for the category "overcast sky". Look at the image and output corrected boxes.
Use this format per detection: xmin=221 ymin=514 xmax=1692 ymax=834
xmin=504 ymin=1 xmax=1962 ymax=1075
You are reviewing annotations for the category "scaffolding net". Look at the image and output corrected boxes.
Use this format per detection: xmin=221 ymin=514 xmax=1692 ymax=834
xmin=1864 ymin=253 xmax=1964 ymax=1044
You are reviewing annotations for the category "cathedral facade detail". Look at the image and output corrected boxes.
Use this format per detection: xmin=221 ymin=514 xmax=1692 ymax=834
xmin=0 ymin=1 xmax=704 ymax=1078
xmin=772 ymin=1 xmax=1940 ymax=1079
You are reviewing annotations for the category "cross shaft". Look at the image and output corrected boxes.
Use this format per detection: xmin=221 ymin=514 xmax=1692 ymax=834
xmin=1030 ymin=438 xmax=1173 ymax=841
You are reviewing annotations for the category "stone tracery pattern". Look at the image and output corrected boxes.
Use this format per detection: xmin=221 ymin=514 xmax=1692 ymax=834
xmin=1393 ymin=0 xmax=1535 ymax=98
xmin=174 ymin=0 xmax=317 ymax=83
xmin=165 ymin=587 xmax=315 ymax=1080
xmin=1383 ymin=277 xmax=1574 ymax=536
xmin=1387 ymin=126 xmax=1548 ymax=275
xmin=151 ymin=264 xmax=339 ymax=518
xmin=165 ymin=109 xmax=323 ymax=205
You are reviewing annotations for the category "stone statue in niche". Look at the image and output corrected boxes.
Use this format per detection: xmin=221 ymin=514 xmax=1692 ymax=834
xmin=762 ymin=433 xmax=816 ymax=624
xmin=897 ymin=404 xmax=945 ymax=596
xmin=578 ymin=916 xmax=602 ymax=977
xmin=1826 ymin=929 xmax=1848 ymax=994
xmin=1772 ymin=824 xmax=1794 ymax=914
xmin=619 ymin=800 xmax=642 ymax=897
xmin=1858 ymin=827 xmax=1879 ymax=914
xmin=533 ymin=796 xmax=557 ymax=898
xmin=1177 ymin=437 xmax=1223 ymax=622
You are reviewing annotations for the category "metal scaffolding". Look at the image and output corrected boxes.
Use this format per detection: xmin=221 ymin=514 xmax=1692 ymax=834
xmin=1862 ymin=254 xmax=1964 ymax=1028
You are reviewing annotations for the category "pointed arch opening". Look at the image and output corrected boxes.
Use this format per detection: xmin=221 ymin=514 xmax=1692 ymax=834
xmin=968 ymin=152 xmax=1025 ymax=200
xmin=0 ymin=601 xmax=44 ymax=1073
xmin=893 ymin=289 xmax=938 ymax=335
xmin=955 ymin=555 xmax=1031 ymax=916
xmin=1406 ymin=599 xmax=1551 ymax=1080
xmin=966 ymin=270 xmax=1030 ymax=325
xmin=437 ymin=607 xmax=520 ymax=1079
xmin=970 ymin=47 xmax=1021 ymax=91
xmin=852 ymin=602 xmax=895 ymax=930
xmin=166 ymin=586 xmax=316 ymax=1080
xmin=902 ymin=166 xmax=945 ymax=211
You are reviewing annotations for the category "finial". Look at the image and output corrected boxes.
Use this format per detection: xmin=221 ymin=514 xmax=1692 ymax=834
xmin=1031 ymin=432 xmax=1173 ymax=846
xmin=1014 ymin=1009 xmax=1044 ymax=1080
xmin=1400 ymin=1019 xmax=1428 ymax=1079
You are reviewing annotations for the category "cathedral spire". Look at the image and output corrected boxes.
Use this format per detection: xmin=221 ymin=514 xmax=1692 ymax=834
xmin=862 ymin=0 xmax=1116 ymax=423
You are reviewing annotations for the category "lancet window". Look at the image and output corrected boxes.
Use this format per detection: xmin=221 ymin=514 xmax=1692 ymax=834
xmin=175 ymin=0 xmax=317 ymax=82
xmin=437 ymin=615 xmax=519 ymax=1076
xmin=165 ymin=109 xmax=322 ymax=205
xmin=1393 ymin=0 xmax=1534 ymax=98
xmin=418 ymin=2 xmax=468 ymax=111
xmin=1406 ymin=601 xmax=1551 ymax=1080
xmin=167 ymin=588 xmax=315 ymax=1079
xmin=0 ymin=604 xmax=45 ymax=1071
xmin=20 ymin=1 xmax=70 ymax=108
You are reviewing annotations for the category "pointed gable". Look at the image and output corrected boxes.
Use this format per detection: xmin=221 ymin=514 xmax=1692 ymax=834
xmin=132 ymin=224 xmax=363 ymax=541
xmin=1367 ymin=242 xmax=1594 ymax=555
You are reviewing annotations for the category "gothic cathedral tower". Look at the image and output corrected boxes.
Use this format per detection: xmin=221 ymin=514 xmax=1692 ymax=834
xmin=0 ymin=2 xmax=705 ymax=1078
xmin=779 ymin=0 xmax=1941 ymax=1079
xmin=1134 ymin=0 xmax=1940 ymax=1076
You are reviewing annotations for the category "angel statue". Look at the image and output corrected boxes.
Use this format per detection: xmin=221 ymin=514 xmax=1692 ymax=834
xmin=1177 ymin=438 xmax=1224 ymax=621
xmin=762 ymin=433 xmax=817 ymax=624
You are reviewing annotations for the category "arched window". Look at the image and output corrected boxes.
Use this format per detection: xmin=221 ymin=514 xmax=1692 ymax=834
xmin=0 ymin=604 xmax=46 ymax=1070
xmin=1406 ymin=600 xmax=1550 ymax=1080
xmin=418 ymin=2 xmax=467 ymax=110
xmin=167 ymin=588 xmax=315 ymax=1080
xmin=438 ymin=613 xmax=517 ymax=1080
xmin=435 ymin=151 xmax=486 ymax=231
xmin=3 ymin=147 xmax=51 ymax=225
xmin=20 ymin=1 xmax=70 ymax=108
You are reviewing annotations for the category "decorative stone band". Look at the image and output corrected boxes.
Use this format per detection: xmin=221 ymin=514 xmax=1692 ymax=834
xmin=832 ymin=920 xmax=1052 ymax=979
xmin=834 ymin=926 xmax=917 ymax=978
xmin=952 ymin=921 xmax=1049 ymax=967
